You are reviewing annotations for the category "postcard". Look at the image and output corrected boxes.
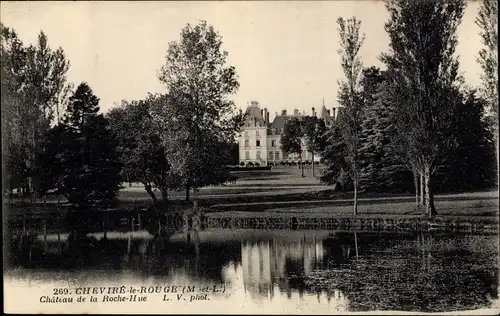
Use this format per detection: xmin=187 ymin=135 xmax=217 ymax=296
xmin=2 ymin=1 xmax=499 ymax=314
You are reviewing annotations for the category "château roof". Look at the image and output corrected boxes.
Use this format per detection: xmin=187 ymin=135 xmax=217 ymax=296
xmin=268 ymin=115 xmax=290 ymax=134
xmin=244 ymin=102 xmax=266 ymax=127
xmin=242 ymin=101 xmax=342 ymax=133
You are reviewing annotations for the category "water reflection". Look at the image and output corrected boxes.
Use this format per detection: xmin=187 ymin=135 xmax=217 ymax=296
xmin=5 ymin=229 xmax=499 ymax=313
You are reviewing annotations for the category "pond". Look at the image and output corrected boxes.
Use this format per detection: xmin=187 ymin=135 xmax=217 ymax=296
xmin=4 ymin=229 xmax=500 ymax=314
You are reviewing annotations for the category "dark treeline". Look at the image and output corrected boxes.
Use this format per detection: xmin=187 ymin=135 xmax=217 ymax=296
xmin=2 ymin=0 xmax=498 ymax=222
xmin=279 ymin=0 xmax=498 ymax=217
xmin=322 ymin=65 xmax=497 ymax=195
xmin=1 ymin=21 xmax=242 ymax=218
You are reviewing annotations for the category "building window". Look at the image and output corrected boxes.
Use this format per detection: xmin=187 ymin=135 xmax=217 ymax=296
xmin=245 ymin=151 xmax=250 ymax=160
xmin=256 ymin=139 xmax=261 ymax=147
xmin=272 ymin=128 xmax=276 ymax=135
xmin=244 ymin=131 xmax=249 ymax=137
xmin=245 ymin=139 xmax=249 ymax=147
xmin=275 ymin=151 xmax=279 ymax=160
xmin=271 ymin=140 xmax=276 ymax=147
xmin=256 ymin=131 xmax=260 ymax=137
xmin=256 ymin=151 xmax=261 ymax=159
xmin=269 ymin=151 xmax=273 ymax=160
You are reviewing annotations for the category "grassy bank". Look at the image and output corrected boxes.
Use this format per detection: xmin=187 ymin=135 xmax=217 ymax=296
xmin=4 ymin=168 xmax=498 ymax=226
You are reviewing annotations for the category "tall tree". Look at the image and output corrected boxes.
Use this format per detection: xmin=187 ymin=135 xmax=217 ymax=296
xmin=336 ymin=16 xmax=365 ymax=215
xmin=302 ymin=115 xmax=327 ymax=177
xmin=382 ymin=0 xmax=466 ymax=217
xmin=475 ymin=0 xmax=498 ymax=126
xmin=1 ymin=24 xmax=31 ymax=198
xmin=358 ymin=67 xmax=412 ymax=193
xmin=156 ymin=21 xmax=241 ymax=214
xmin=107 ymin=96 xmax=173 ymax=203
xmin=1 ymin=24 xmax=71 ymax=200
xmin=280 ymin=117 xmax=305 ymax=177
xmin=476 ymin=0 xmax=499 ymax=191
xmin=358 ymin=67 xmax=386 ymax=191
xmin=59 ymin=83 xmax=122 ymax=213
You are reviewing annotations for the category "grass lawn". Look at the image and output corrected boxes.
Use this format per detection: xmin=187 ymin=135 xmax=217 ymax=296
xmin=5 ymin=167 xmax=499 ymax=224
xmin=207 ymin=198 xmax=499 ymax=223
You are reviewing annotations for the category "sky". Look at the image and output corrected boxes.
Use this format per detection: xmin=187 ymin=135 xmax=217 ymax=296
xmin=1 ymin=1 xmax=484 ymax=119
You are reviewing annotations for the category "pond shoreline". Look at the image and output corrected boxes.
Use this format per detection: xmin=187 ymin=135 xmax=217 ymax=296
xmin=203 ymin=214 xmax=498 ymax=233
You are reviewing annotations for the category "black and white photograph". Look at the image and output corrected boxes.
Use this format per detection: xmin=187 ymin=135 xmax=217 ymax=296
xmin=2 ymin=0 xmax=499 ymax=314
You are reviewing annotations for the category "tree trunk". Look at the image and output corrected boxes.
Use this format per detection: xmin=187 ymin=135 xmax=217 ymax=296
xmin=353 ymin=178 xmax=358 ymax=215
xmin=185 ymin=184 xmax=190 ymax=201
xmin=20 ymin=184 xmax=26 ymax=203
xmin=159 ymin=186 xmax=168 ymax=201
xmin=312 ymin=152 xmax=315 ymax=177
xmin=412 ymin=166 xmax=419 ymax=208
xmin=354 ymin=232 xmax=359 ymax=260
xmin=28 ymin=177 xmax=34 ymax=204
xmin=193 ymin=187 xmax=199 ymax=214
xmin=300 ymin=155 xmax=304 ymax=177
xmin=420 ymin=172 xmax=425 ymax=207
xmin=424 ymin=165 xmax=437 ymax=217
xmin=144 ymin=183 xmax=157 ymax=203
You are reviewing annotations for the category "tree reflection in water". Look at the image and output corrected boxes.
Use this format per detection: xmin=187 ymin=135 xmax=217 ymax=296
xmin=6 ymin=229 xmax=498 ymax=313
xmin=305 ymin=231 xmax=498 ymax=313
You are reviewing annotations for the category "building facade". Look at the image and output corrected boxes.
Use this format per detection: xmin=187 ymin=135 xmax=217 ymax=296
xmin=238 ymin=100 xmax=342 ymax=166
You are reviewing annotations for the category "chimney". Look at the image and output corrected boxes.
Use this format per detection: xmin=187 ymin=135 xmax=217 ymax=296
xmin=312 ymin=107 xmax=316 ymax=117
xmin=260 ymin=109 xmax=264 ymax=117
xmin=327 ymin=109 xmax=331 ymax=116
xmin=282 ymin=109 xmax=287 ymax=116
xmin=294 ymin=109 xmax=299 ymax=115
xmin=266 ymin=111 xmax=270 ymax=123
xmin=332 ymin=108 xmax=336 ymax=119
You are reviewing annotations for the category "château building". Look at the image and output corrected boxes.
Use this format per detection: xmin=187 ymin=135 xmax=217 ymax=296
xmin=238 ymin=100 xmax=343 ymax=166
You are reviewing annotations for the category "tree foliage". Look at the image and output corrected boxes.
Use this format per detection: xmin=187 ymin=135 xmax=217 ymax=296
xmin=1 ymin=23 xmax=71 ymax=199
xmin=280 ymin=117 xmax=304 ymax=159
xmin=107 ymin=96 xmax=173 ymax=202
xmin=302 ymin=115 xmax=327 ymax=176
xmin=57 ymin=83 xmax=122 ymax=210
xmin=475 ymin=0 xmax=498 ymax=125
xmin=358 ymin=67 xmax=412 ymax=193
xmin=320 ymin=123 xmax=351 ymax=191
xmin=156 ymin=21 xmax=241 ymax=209
xmin=382 ymin=0 xmax=466 ymax=216
xmin=335 ymin=16 xmax=365 ymax=214
xmin=435 ymin=90 xmax=497 ymax=192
